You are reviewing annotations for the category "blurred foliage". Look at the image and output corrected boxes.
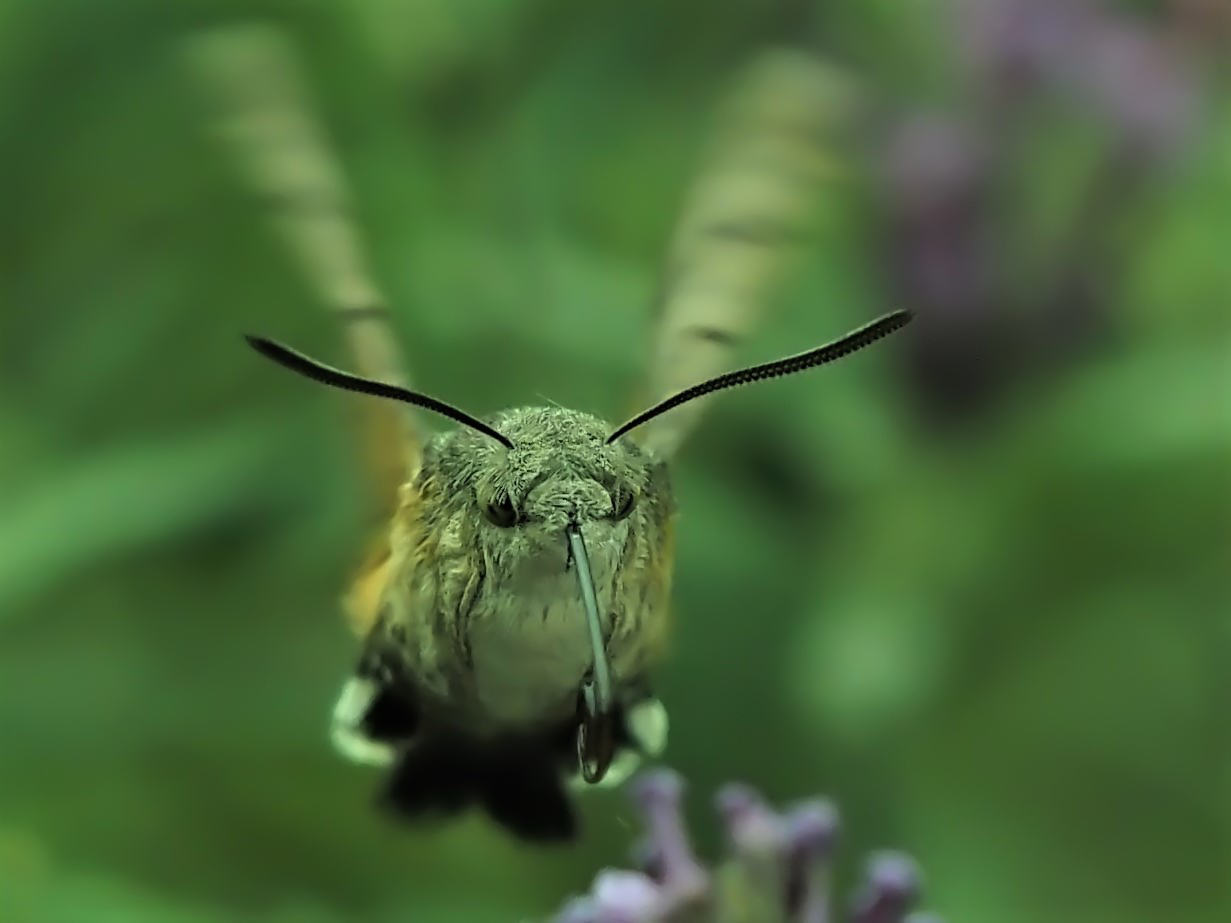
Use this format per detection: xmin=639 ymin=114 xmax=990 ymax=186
xmin=0 ymin=1 xmax=1227 ymax=922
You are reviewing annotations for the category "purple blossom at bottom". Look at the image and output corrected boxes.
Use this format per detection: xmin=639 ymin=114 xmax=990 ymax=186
xmin=549 ymin=770 xmax=940 ymax=923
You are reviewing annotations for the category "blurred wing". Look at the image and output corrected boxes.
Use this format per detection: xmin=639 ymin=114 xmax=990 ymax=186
xmin=182 ymin=24 xmax=420 ymax=502
xmin=634 ymin=50 xmax=863 ymax=459
xmin=182 ymin=25 xmax=416 ymax=635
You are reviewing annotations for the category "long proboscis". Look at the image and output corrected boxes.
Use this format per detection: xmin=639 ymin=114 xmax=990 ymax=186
xmin=606 ymin=309 xmax=914 ymax=444
xmin=565 ymin=523 xmax=615 ymax=784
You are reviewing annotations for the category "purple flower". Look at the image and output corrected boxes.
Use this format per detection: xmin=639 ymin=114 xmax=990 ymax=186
xmin=868 ymin=0 xmax=1214 ymax=419
xmin=958 ymin=0 xmax=1203 ymax=163
xmin=959 ymin=0 xmax=1100 ymax=101
xmin=547 ymin=770 xmax=939 ymax=923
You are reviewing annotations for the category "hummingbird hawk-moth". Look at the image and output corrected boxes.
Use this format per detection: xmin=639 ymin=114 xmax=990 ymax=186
xmin=187 ymin=26 xmax=912 ymax=842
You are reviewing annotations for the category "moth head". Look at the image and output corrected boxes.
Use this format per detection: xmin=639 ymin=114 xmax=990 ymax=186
xmin=243 ymin=334 xmax=667 ymax=555
xmin=469 ymin=407 xmax=653 ymax=527
xmin=416 ymin=405 xmax=665 ymax=578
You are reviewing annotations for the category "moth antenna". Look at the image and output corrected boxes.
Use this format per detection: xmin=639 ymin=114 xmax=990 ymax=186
xmin=606 ymin=310 xmax=912 ymax=445
xmin=629 ymin=50 xmax=866 ymax=459
xmin=246 ymin=336 xmax=514 ymax=449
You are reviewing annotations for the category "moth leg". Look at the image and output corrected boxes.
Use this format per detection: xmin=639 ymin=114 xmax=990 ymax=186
xmin=331 ymin=678 xmax=396 ymax=766
xmin=330 ymin=643 xmax=421 ymax=768
xmin=568 ymin=691 xmax=669 ymax=791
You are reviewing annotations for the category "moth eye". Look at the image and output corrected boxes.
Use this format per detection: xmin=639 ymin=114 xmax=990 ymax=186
xmin=483 ymin=494 xmax=519 ymax=528
xmin=610 ymin=489 xmax=637 ymax=521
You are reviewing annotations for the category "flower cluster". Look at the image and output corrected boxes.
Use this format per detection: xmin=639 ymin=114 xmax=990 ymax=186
xmin=874 ymin=0 xmax=1213 ymax=421
xmin=960 ymin=0 xmax=1203 ymax=162
xmin=549 ymin=770 xmax=939 ymax=923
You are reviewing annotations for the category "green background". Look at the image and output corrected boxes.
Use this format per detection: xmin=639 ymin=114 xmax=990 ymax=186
xmin=1 ymin=1 xmax=1227 ymax=921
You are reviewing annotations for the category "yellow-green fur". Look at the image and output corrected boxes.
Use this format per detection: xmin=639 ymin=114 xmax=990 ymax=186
xmin=374 ymin=406 xmax=676 ymax=737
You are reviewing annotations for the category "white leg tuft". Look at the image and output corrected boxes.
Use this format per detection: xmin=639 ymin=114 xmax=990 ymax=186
xmin=330 ymin=678 xmax=396 ymax=767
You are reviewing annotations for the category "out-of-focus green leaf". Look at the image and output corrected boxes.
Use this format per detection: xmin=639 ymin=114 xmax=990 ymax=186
xmin=0 ymin=420 xmax=299 ymax=621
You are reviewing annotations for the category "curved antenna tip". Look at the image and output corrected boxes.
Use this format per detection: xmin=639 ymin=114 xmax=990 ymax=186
xmin=606 ymin=307 xmax=915 ymax=445
xmin=243 ymin=333 xmax=282 ymax=358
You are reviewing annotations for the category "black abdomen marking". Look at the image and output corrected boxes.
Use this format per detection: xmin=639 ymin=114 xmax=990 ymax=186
xmin=379 ymin=720 xmax=580 ymax=843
